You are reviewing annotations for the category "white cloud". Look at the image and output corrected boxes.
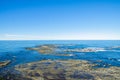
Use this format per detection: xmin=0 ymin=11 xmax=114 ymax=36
xmin=4 ymin=34 xmax=25 ymax=37
xmin=0 ymin=33 xmax=120 ymax=40
xmin=1 ymin=34 xmax=38 ymax=40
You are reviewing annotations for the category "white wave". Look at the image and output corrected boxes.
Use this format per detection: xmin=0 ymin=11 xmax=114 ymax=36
xmin=96 ymin=50 xmax=107 ymax=52
xmin=118 ymin=59 xmax=120 ymax=61
xmin=96 ymin=49 xmax=120 ymax=52
xmin=69 ymin=54 xmax=74 ymax=56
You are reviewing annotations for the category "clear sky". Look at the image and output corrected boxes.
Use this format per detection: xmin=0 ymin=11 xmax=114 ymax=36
xmin=0 ymin=0 xmax=120 ymax=40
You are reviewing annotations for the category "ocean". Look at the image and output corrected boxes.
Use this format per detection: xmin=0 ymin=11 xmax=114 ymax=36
xmin=0 ymin=40 xmax=120 ymax=69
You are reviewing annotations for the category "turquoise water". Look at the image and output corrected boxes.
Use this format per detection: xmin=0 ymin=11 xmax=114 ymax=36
xmin=0 ymin=40 xmax=120 ymax=69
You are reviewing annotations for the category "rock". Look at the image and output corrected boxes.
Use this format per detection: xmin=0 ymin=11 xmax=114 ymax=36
xmin=26 ymin=44 xmax=105 ymax=55
xmin=15 ymin=60 xmax=120 ymax=80
xmin=0 ymin=60 xmax=11 ymax=67
xmin=64 ymin=48 xmax=105 ymax=52
xmin=0 ymin=72 xmax=32 ymax=80
xmin=26 ymin=45 xmax=56 ymax=54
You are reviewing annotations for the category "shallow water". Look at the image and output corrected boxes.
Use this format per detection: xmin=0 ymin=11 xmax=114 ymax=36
xmin=0 ymin=40 xmax=120 ymax=69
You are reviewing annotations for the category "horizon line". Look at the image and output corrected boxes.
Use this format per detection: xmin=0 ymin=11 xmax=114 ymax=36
xmin=0 ymin=39 xmax=120 ymax=41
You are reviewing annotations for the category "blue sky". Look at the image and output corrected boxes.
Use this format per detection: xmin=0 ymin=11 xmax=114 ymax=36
xmin=0 ymin=0 xmax=120 ymax=40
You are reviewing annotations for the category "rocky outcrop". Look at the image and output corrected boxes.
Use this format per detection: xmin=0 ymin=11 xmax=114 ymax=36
xmin=26 ymin=45 xmax=57 ymax=54
xmin=64 ymin=48 xmax=105 ymax=52
xmin=26 ymin=44 xmax=105 ymax=54
xmin=0 ymin=60 xmax=11 ymax=67
xmin=15 ymin=60 xmax=120 ymax=80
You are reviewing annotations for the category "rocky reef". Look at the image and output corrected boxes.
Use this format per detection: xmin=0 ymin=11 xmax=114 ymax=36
xmin=15 ymin=60 xmax=120 ymax=80
xmin=26 ymin=44 xmax=57 ymax=54
xmin=26 ymin=44 xmax=105 ymax=54
xmin=15 ymin=44 xmax=120 ymax=80
xmin=0 ymin=72 xmax=32 ymax=80
xmin=0 ymin=44 xmax=120 ymax=80
xmin=64 ymin=48 xmax=105 ymax=52
xmin=0 ymin=60 xmax=11 ymax=67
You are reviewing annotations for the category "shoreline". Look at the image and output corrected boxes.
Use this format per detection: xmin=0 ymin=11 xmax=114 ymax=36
xmin=14 ymin=59 xmax=120 ymax=80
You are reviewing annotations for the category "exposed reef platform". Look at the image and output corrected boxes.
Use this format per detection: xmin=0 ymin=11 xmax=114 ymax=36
xmin=15 ymin=60 xmax=120 ymax=80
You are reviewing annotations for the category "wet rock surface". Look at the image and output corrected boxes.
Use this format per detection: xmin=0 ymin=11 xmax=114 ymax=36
xmin=26 ymin=44 xmax=105 ymax=54
xmin=0 ymin=67 xmax=32 ymax=80
xmin=1 ymin=44 xmax=120 ymax=80
xmin=63 ymin=48 xmax=105 ymax=52
xmin=15 ymin=60 xmax=120 ymax=80
xmin=26 ymin=44 xmax=57 ymax=54
xmin=0 ymin=60 xmax=11 ymax=67
xmin=0 ymin=72 xmax=32 ymax=80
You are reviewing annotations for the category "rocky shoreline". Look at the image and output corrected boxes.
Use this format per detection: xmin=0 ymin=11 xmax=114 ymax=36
xmin=15 ymin=60 xmax=120 ymax=80
xmin=0 ymin=44 xmax=120 ymax=80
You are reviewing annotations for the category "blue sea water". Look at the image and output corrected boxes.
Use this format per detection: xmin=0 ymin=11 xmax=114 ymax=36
xmin=0 ymin=40 xmax=120 ymax=70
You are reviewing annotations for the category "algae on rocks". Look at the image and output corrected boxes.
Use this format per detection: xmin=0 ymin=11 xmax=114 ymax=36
xmin=0 ymin=60 xmax=11 ymax=67
xmin=15 ymin=60 xmax=120 ymax=80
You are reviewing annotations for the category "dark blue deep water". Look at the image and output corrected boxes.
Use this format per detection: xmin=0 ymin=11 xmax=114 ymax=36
xmin=0 ymin=40 xmax=120 ymax=70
